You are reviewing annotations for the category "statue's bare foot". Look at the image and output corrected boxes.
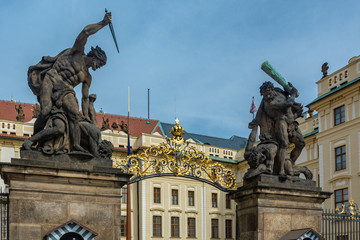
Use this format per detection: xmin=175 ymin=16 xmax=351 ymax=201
xmin=73 ymin=144 xmax=88 ymax=153
xmin=22 ymin=139 xmax=33 ymax=150
xmin=279 ymin=173 xmax=290 ymax=181
xmin=264 ymin=168 xmax=273 ymax=174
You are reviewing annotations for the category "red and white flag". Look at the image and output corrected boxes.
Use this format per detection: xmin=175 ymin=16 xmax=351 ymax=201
xmin=250 ymin=96 xmax=257 ymax=114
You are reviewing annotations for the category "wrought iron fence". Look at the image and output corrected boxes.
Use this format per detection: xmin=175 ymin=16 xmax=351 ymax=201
xmin=322 ymin=209 xmax=360 ymax=240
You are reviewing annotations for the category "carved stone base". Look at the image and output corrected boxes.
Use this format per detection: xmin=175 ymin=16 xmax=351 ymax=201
xmin=229 ymin=174 xmax=331 ymax=240
xmin=0 ymin=157 xmax=132 ymax=240
xmin=20 ymin=149 xmax=113 ymax=170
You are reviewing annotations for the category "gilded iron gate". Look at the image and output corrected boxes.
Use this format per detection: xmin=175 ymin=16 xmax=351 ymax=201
xmin=322 ymin=200 xmax=360 ymax=239
xmin=113 ymin=120 xmax=237 ymax=192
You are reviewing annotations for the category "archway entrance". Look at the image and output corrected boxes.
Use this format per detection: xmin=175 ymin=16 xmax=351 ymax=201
xmin=60 ymin=232 xmax=84 ymax=240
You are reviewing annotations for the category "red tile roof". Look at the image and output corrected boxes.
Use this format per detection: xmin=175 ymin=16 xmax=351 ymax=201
xmin=0 ymin=100 xmax=163 ymax=137
xmin=0 ymin=100 xmax=35 ymax=122
xmin=95 ymin=113 xmax=161 ymax=137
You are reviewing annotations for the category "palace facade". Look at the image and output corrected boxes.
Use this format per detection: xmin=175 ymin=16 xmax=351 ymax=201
xmin=1 ymin=54 xmax=360 ymax=238
xmin=296 ymin=54 xmax=360 ymax=211
xmin=0 ymin=100 xmax=245 ymax=239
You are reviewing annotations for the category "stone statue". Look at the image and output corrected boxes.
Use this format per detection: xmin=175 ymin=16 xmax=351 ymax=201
xmin=119 ymin=121 xmax=128 ymax=134
xmin=22 ymin=13 xmax=113 ymax=159
xmin=111 ymin=122 xmax=119 ymax=131
xmin=32 ymin=103 xmax=41 ymax=118
xmin=322 ymin=62 xmax=329 ymax=78
xmin=15 ymin=104 xmax=25 ymax=122
xmin=244 ymin=81 xmax=311 ymax=180
xmin=101 ymin=117 xmax=110 ymax=131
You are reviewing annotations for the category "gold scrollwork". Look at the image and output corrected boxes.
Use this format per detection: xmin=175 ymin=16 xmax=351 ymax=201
xmin=113 ymin=136 xmax=236 ymax=190
xmin=335 ymin=199 xmax=359 ymax=219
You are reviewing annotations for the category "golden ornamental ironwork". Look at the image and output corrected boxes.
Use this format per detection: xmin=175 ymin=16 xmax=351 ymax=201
xmin=336 ymin=199 xmax=359 ymax=219
xmin=113 ymin=120 xmax=236 ymax=191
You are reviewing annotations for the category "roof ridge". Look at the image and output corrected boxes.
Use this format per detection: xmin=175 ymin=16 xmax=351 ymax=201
xmin=0 ymin=100 xmax=35 ymax=105
xmin=96 ymin=112 xmax=158 ymax=121
xmin=160 ymin=121 xmax=246 ymax=140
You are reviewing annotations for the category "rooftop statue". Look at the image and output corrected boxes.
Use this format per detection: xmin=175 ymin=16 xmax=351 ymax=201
xmin=244 ymin=62 xmax=312 ymax=180
xmin=22 ymin=13 xmax=113 ymax=159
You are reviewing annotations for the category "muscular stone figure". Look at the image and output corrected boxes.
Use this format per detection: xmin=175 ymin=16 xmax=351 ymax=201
xmin=248 ymin=81 xmax=305 ymax=179
xmin=24 ymin=12 xmax=111 ymax=152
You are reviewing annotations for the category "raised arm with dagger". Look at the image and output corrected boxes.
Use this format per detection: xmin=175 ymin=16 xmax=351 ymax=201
xmin=24 ymin=11 xmax=118 ymax=154
xmin=105 ymin=8 xmax=120 ymax=53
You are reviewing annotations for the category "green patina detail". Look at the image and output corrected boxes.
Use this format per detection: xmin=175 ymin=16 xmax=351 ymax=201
xmin=261 ymin=61 xmax=299 ymax=97
xmin=303 ymin=128 xmax=319 ymax=138
xmin=307 ymin=77 xmax=360 ymax=107
xmin=151 ymin=122 xmax=165 ymax=136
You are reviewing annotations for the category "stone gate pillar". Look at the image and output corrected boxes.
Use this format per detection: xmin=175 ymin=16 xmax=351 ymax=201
xmin=0 ymin=153 xmax=132 ymax=240
xmin=229 ymin=174 xmax=331 ymax=240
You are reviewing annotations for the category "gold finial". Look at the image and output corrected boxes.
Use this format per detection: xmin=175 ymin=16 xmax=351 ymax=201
xmin=11 ymin=94 xmax=13 ymax=102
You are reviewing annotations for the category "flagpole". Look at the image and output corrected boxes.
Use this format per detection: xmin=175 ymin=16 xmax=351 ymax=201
xmin=126 ymin=86 xmax=131 ymax=240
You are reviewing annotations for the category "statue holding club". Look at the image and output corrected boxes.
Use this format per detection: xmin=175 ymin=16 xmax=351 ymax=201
xmin=244 ymin=61 xmax=312 ymax=180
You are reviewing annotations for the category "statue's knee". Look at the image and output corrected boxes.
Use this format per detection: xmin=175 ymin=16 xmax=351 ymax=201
xmin=41 ymin=106 xmax=51 ymax=117
xmin=57 ymin=124 xmax=66 ymax=134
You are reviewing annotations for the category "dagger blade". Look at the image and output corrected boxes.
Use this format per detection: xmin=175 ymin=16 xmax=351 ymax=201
xmin=105 ymin=8 xmax=120 ymax=53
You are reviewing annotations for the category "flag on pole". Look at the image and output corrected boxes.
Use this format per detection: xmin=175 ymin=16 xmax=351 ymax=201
xmin=127 ymin=86 xmax=131 ymax=156
xmin=250 ymin=96 xmax=257 ymax=114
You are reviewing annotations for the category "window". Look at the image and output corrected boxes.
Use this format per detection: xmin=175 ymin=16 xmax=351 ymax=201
xmin=171 ymin=217 xmax=180 ymax=237
xmin=335 ymin=188 xmax=348 ymax=209
xmin=154 ymin=187 xmax=161 ymax=203
xmin=188 ymin=191 xmax=194 ymax=206
xmin=334 ymin=105 xmax=345 ymax=126
xmin=212 ymin=193 xmax=218 ymax=208
xmin=335 ymin=146 xmax=346 ymax=171
xmin=211 ymin=219 xmax=219 ymax=238
xmin=121 ymin=187 xmax=127 ymax=204
xmin=172 ymin=189 xmax=179 ymax=205
xmin=225 ymin=219 xmax=232 ymax=238
xmin=187 ymin=218 xmax=196 ymax=238
xmin=226 ymin=194 xmax=231 ymax=209
xmin=153 ymin=216 xmax=162 ymax=237
xmin=120 ymin=216 xmax=127 ymax=236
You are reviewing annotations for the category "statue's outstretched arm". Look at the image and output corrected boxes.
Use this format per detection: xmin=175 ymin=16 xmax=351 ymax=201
xmin=72 ymin=12 xmax=112 ymax=52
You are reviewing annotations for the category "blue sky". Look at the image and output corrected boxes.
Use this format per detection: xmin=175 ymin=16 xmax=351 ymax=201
xmin=1 ymin=0 xmax=360 ymax=138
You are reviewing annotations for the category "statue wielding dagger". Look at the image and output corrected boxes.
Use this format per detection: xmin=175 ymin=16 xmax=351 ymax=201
xmin=105 ymin=8 xmax=120 ymax=53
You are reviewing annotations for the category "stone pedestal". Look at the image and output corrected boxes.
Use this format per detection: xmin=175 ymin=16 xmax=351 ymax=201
xmin=0 ymin=155 xmax=132 ymax=240
xmin=230 ymin=174 xmax=331 ymax=240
